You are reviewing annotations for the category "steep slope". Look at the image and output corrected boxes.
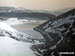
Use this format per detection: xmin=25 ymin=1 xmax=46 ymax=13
xmin=33 ymin=9 xmax=75 ymax=56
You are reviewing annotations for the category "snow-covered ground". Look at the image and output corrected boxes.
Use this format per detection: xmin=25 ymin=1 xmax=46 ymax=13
xmin=0 ymin=37 xmax=35 ymax=56
xmin=0 ymin=22 xmax=39 ymax=56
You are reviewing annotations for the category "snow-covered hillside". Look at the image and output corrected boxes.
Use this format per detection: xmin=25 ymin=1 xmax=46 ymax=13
xmin=33 ymin=9 xmax=75 ymax=56
xmin=0 ymin=22 xmax=38 ymax=56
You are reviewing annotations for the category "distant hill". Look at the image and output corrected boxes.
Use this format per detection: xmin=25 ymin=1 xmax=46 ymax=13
xmin=0 ymin=7 xmax=56 ymax=20
xmin=51 ymin=7 xmax=74 ymax=16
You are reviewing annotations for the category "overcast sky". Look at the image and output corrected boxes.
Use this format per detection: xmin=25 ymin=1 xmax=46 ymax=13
xmin=0 ymin=0 xmax=75 ymax=11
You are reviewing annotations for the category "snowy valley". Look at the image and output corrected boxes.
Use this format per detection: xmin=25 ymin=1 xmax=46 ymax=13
xmin=0 ymin=7 xmax=75 ymax=56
